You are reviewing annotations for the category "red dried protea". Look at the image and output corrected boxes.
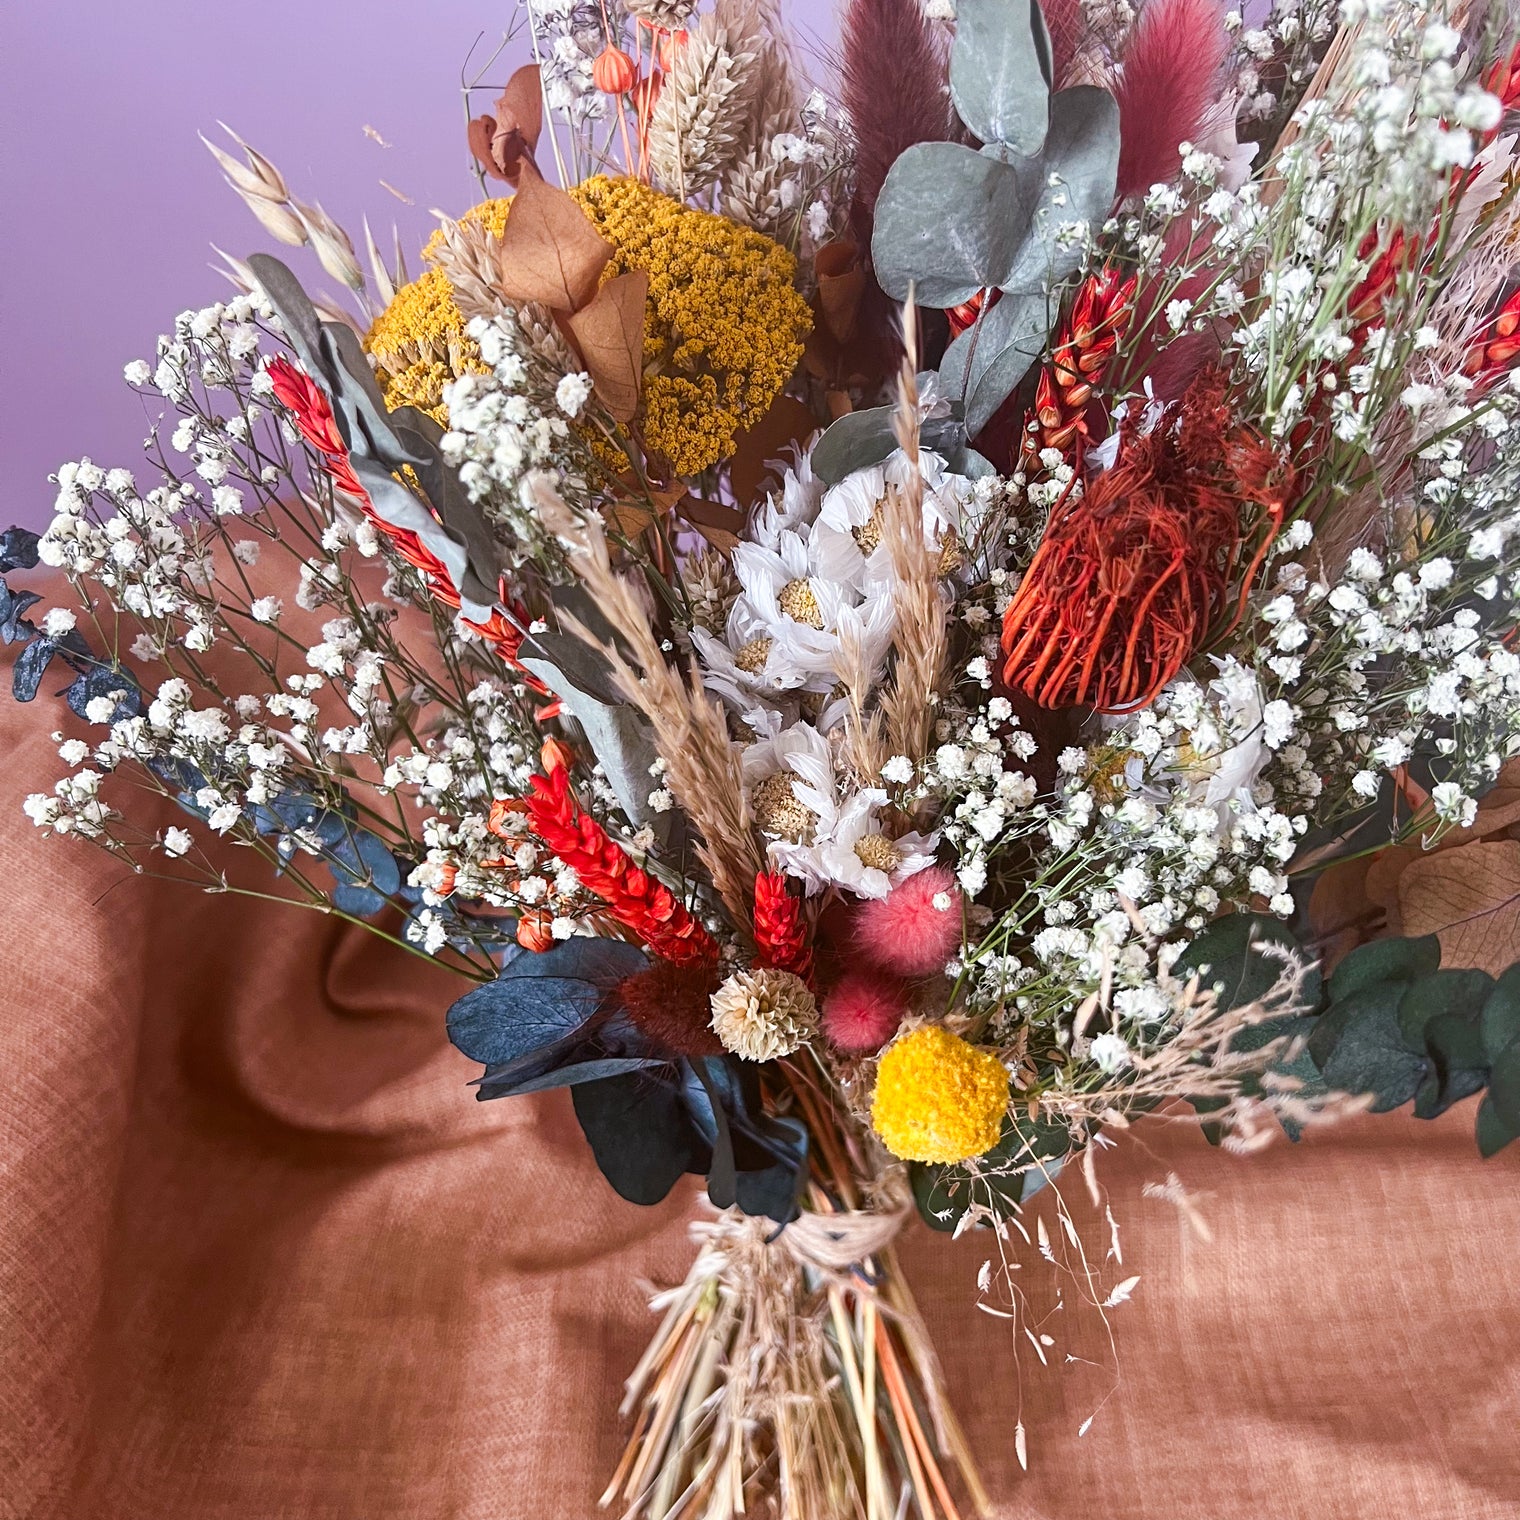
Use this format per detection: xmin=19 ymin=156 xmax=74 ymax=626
xmin=1001 ymin=370 xmax=1292 ymax=713
xmin=1021 ymin=267 xmax=1137 ymax=469
xmin=752 ymin=871 xmax=813 ymax=984
xmin=523 ymin=764 xmax=718 ymax=965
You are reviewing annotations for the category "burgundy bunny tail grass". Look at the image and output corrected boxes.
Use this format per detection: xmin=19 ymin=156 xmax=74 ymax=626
xmin=1040 ymin=0 xmax=1084 ymax=86
xmin=842 ymin=0 xmax=955 ymax=244
xmin=1114 ymin=0 xmax=1230 ymax=200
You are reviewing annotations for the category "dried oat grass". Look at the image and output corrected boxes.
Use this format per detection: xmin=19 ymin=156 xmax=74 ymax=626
xmin=529 ymin=476 xmax=765 ymax=926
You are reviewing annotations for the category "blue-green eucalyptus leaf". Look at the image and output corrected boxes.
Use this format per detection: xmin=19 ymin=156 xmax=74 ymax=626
xmin=871 ymin=142 xmax=1027 ymax=308
xmin=949 ymin=0 xmax=1051 ymax=155
xmin=995 ymin=88 xmax=1121 ymax=298
xmin=939 ymin=289 xmax=1050 ymax=437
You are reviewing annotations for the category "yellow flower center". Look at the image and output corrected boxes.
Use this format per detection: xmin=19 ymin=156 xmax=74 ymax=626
xmin=851 ymin=508 xmax=884 ymax=556
xmin=734 ymin=635 xmax=773 ymax=674
xmin=853 ymin=833 xmax=901 ymax=873
xmin=752 ymin=771 xmax=817 ymax=842
xmin=778 ymin=578 xmax=824 ymax=629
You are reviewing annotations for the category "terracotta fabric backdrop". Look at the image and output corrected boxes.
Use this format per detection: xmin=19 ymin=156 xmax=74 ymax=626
xmin=2 ymin=637 xmax=1518 ymax=1519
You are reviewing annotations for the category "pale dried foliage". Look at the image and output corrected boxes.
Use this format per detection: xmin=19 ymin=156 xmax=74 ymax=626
xmin=879 ymin=337 xmax=951 ymax=769
xmin=530 ymin=478 xmax=764 ymax=925
xmin=718 ymin=4 xmax=805 ymax=240
xmin=607 ymin=1188 xmax=990 ymax=1520
xmin=647 ymin=0 xmax=774 ymax=200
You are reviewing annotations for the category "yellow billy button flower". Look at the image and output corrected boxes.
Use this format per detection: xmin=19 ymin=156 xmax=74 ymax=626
xmin=871 ymin=1026 xmax=1008 ymax=1164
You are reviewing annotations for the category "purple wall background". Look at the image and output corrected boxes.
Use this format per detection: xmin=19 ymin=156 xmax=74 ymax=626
xmin=1 ymin=2 xmax=835 ymax=531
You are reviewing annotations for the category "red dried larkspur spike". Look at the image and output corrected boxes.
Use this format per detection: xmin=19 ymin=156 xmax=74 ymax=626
xmin=1002 ymin=369 xmax=1292 ymax=713
xmin=752 ymin=871 xmax=813 ymax=984
xmin=524 ymin=766 xmax=718 ymax=965
xmin=1020 ymin=267 xmax=1137 ymax=470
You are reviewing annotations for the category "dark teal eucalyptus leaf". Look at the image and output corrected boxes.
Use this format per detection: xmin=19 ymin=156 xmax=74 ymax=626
xmin=1475 ymin=1092 xmax=1518 ymax=1156
xmin=572 ymin=1069 xmax=710 ymax=1206
xmin=871 ymin=142 xmax=1031 ymax=307
xmin=1489 ymin=1043 xmax=1520 ymax=1133
xmin=1395 ymin=968 xmax=1492 ymax=1052
xmin=1328 ymin=934 xmax=1441 ymax=1002
xmin=1320 ymin=1001 xmax=1429 ymax=1112
xmin=1174 ymin=911 xmax=1321 ymax=1014
xmin=949 ymin=0 xmax=1051 ymax=154
xmin=1481 ymin=964 xmax=1520 ymax=1060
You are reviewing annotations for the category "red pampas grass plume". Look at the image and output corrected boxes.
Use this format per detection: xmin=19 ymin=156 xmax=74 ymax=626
xmin=852 ymin=867 xmax=963 ymax=978
xmin=618 ymin=958 xmax=723 ymax=1058
xmin=822 ymin=970 xmax=911 ymax=1053
xmin=1040 ymin=0 xmax=1084 ymax=87
xmin=1114 ymin=0 xmax=1229 ymax=200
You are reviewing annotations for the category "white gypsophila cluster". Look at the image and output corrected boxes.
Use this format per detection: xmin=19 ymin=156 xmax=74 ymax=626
xmin=524 ymin=0 xmax=626 ymax=127
xmin=1231 ymin=0 xmax=1341 ymax=125
xmin=692 ymin=443 xmax=993 ymax=731
xmin=441 ymin=314 xmax=589 ymax=574
xmin=737 ymin=89 xmax=856 ymax=256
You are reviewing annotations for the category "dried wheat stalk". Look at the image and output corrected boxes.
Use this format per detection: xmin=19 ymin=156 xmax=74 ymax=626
xmin=529 ymin=476 xmax=764 ymax=925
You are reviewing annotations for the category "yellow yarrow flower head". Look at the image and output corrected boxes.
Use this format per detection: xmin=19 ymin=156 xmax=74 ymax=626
xmin=871 ymin=1026 xmax=1008 ymax=1164
xmin=568 ymin=175 xmax=810 ymax=476
xmin=365 ymin=267 xmax=485 ymax=421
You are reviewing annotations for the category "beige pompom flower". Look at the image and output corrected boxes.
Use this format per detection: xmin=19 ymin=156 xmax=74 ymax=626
xmin=710 ymin=967 xmax=818 ymax=1062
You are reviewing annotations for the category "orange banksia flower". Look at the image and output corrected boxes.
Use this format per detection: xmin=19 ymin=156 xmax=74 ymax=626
xmin=524 ymin=764 xmax=717 ymax=965
xmin=1001 ymin=370 xmax=1292 ymax=713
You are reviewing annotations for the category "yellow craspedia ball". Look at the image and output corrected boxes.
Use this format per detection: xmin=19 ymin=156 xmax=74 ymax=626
xmin=871 ymin=1026 xmax=1008 ymax=1164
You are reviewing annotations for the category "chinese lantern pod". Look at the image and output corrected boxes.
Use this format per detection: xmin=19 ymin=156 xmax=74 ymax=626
xmin=593 ymin=45 xmax=638 ymax=95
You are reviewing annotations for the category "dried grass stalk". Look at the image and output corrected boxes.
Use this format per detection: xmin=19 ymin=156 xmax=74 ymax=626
xmin=647 ymin=0 xmax=768 ymax=199
xmin=530 ymin=477 xmax=764 ymax=925
xmin=879 ymin=321 xmax=951 ymax=768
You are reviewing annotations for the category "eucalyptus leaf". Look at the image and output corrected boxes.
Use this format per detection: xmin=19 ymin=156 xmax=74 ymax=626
xmin=519 ymin=655 xmax=666 ymax=830
xmin=1481 ymin=964 xmax=1520 ymax=1060
xmin=939 ymin=290 xmax=1053 ymax=439
xmin=871 ymin=142 xmax=1030 ymax=307
xmin=993 ymin=87 xmax=1122 ymax=297
xmin=949 ymin=0 xmax=1051 ymax=155
xmin=572 ymin=1069 xmax=710 ymax=1206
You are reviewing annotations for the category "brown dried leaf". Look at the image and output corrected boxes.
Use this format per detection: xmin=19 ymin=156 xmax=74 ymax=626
xmin=814 ymin=239 xmax=866 ymax=344
xmin=495 ymin=172 xmax=611 ymax=311
xmin=564 ymin=270 xmax=648 ymax=421
xmin=1307 ymin=854 xmax=1385 ymax=973
xmin=468 ymin=64 xmax=545 ymax=184
xmin=1398 ymin=838 xmax=1520 ymax=974
xmin=727 ymin=394 xmax=817 ymax=510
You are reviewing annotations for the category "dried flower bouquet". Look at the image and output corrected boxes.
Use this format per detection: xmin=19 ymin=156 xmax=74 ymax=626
xmin=9 ymin=0 xmax=1520 ymax=1513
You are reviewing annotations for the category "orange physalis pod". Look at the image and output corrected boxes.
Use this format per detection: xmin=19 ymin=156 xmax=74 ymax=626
xmin=593 ymin=45 xmax=638 ymax=95
xmin=540 ymin=736 xmax=574 ymax=774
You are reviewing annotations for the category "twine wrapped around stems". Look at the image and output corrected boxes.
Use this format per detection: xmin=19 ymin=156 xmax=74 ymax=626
xmin=603 ymin=1178 xmax=991 ymax=1520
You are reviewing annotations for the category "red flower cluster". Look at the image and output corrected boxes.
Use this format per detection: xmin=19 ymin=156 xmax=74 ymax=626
xmin=1022 ymin=266 xmax=1137 ymax=468
xmin=751 ymin=871 xmax=812 ymax=983
xmin=1001 ymin=370 xmax=1290 ymax=713
xmin=519 ymin=764 xmax=717 ymax=965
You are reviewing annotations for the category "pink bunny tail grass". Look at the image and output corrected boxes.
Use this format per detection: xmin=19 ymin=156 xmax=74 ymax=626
xmin=1114 ymin=0 xmax=1230 ymax=200
xmin=822 ymin=970 xmax=912 ymax=1053
xmin=851 ymin=866 xmax=963 ymax=979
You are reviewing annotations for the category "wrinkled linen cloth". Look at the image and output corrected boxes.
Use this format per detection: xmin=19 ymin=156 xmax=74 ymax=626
xmin=2 ymin=667 xmax=1518 ymax=1520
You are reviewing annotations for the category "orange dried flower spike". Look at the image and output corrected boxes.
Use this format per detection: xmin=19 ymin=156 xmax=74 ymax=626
xmin=1001 ymin=369 xmax=1292 ymax=713
xmin=1021 ymin=267 xmax=1137 ymax=469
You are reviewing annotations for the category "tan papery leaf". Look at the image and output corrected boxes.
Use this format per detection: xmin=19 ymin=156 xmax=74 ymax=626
xmin=1398 ymin=839 xmax=1520 ymax=974
xmin=727 ymin=394 xmax=817 ymax=511
xmin=814 ymin=239 xmax=865 ymax=343
xmin=495 ymin=173 xmax=612 ymax=311
xmin=564 ymin=269 xmax=648 ymax=420
xmin=469 ymin=64 xmax=545 ymax=185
